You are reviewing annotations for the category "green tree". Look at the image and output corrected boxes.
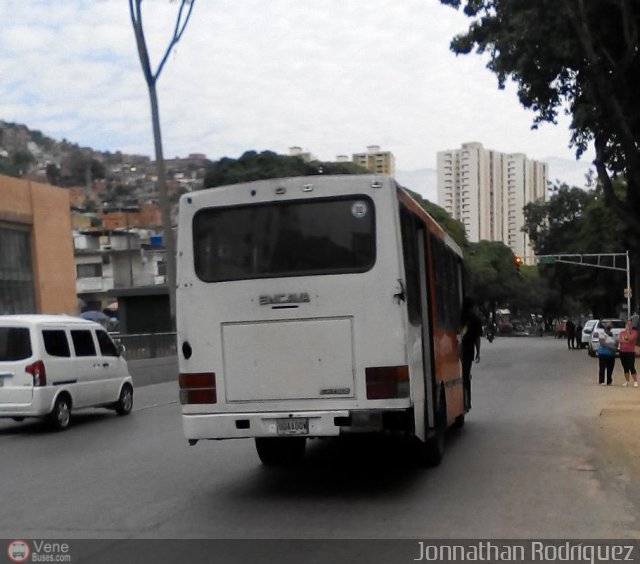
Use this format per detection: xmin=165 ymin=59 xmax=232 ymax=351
xmin=404 ymin=189 xmax=467 ymax=249
xmin=464 ymin=240 xmax=522 ymax=316
xmin=0 ymin=150 xmax=34 ymax=177
xmin=203 ymin=151 xmax=369 ymax=188
xmin=522 ymin=180 xmax=632 ymax=316
xmin=46 ymin=163 xmax=62 ymax=186
xmin=440 ymin=0 xmax=640 ymax=239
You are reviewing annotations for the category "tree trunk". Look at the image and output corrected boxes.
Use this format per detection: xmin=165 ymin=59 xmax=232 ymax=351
xmin=148 ymin=82 xmax=176 ymax=327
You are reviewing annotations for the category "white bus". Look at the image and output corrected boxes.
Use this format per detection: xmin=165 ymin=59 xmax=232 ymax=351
xmin=176 ymin=175 xmax=466 ymax=466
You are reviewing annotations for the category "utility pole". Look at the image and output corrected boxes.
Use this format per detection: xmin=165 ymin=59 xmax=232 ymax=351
xmin=129 ymin=0 xmax=195 ymax=328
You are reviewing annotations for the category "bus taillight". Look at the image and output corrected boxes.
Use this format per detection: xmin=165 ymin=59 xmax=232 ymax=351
xmin=179 ymin=372 xmax=217 ymax=404
xmin=365 ymin=366 xmax=409 ymax=399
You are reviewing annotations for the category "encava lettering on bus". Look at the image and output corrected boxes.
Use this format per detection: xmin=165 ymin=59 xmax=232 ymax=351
xmin=259 ymin=293 xmax=311 ymax=306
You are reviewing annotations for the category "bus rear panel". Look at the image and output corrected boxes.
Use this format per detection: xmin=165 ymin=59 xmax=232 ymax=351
xmin=176 ymin=175 xmax=465 ymax=465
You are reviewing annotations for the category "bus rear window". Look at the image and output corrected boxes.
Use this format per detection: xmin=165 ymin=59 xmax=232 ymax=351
xmin=0 ymin=327 xmax=32 ymax=361
xmin=193 ymin=196 xmax=376 ymax=282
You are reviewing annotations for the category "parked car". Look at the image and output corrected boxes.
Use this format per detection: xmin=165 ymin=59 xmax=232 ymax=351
xmin=588 ymin=318 xmax=625 ymax=357
xmin=580 ymin=319 xmax=597 ymax=350
xmin=0 ymin=315 xmax=133 ymax=430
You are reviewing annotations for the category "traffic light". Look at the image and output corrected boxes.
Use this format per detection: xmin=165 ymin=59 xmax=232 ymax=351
xmin=514 ymin=255 xmax=523 ymax=272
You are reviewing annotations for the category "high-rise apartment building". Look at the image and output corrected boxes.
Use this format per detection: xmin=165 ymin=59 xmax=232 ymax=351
xmin=352 ymin=145 xmax=395 ymax=176
xmin=437 ymin=142 xmax=547 ymax=262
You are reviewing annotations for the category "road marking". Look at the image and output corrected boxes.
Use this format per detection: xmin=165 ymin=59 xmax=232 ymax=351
xmin=134 ymin=400 xmax=178 ymax=412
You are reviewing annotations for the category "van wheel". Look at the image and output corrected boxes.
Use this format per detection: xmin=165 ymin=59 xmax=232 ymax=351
xmin=115 ymin=384 xmax=134 ymax=416
xmin=255 ymin=437 xmax=306 ymax=466
xmin=49 ymin=395 xmax=71 ymax=431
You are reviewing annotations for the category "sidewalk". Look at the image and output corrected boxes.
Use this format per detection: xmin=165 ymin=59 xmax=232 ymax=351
xmin=584 ymin=381 xmax=640 ymax=510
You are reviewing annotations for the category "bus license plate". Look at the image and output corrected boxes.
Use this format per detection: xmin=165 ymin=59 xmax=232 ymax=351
xmin=276 ymin=418 xmax=308 ymax=436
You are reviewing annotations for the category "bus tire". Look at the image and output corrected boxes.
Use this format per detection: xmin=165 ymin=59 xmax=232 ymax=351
xmin=255 ymin=437 xmax=306 ymax=466
xmin=416 ymin=391 xmax=447 ymax=467
xmin=423 ymin=430 xmax=445 ymax=467
xmin=453 ymin=414 xmax=465 ymax=429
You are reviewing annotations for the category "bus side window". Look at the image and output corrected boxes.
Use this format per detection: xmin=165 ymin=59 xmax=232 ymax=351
xmin=399 ymin=205 xmax=421 ymax=325
xmin=430 ymin=236 xmax=463 ymax=332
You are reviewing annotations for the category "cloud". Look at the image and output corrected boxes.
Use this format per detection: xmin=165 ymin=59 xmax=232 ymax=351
xmin=0 ymin=0 xmax=593 ymax=171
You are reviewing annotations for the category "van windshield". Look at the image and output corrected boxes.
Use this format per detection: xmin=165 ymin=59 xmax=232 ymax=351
xmin=193 ymin=196 xmax=376 ymax=282
xmin=0 ymin=327 xmax=32 ymax=361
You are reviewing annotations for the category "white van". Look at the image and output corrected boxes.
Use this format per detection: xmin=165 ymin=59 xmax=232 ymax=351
xmin=0 ymin=315 xmax=134 ymax=430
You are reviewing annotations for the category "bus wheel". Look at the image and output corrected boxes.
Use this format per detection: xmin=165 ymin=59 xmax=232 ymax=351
xmin=418 ymin=393 xmax=446 ymax=466
xmin=422 ymin=429 xmax=445 ymax=467
xmin=452 ymin=414 xmax=465 ymax=429
xmin=255 ymin=437 xmax=306 ymax=466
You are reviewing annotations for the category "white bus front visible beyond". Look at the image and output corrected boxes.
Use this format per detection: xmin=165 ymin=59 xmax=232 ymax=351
xmin=177 ymin=175 xmax=466 ymax=466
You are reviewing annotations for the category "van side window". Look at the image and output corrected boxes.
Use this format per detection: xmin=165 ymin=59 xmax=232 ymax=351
xmin=71 ymin=330 xmax=96 ymax=357
xmin=96 ymin=330 xmax=119 ymax=357
xmin=42 ymin=330 xmax=71 ymax=357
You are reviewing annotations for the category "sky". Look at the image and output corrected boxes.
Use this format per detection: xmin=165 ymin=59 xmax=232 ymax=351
xmin=0 ymin=0 xmax=594 ymax=199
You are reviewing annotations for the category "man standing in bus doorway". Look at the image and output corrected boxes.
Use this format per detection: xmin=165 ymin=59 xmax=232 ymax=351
xmin=460 ymin=297 xmax=482 ymax=410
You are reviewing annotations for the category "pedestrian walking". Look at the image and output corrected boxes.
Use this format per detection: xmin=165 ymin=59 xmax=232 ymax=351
xmin=460 ymin=297 xmax=482 ymax=410
xmin=566 ymin=319 xmax=576 ymax=349
xmin=575 ymin=323 xmax=583 ymax=349
xmin=618 ymin=319 xmax=638 ymax=387
xmin=597 ymin=323 xmax=618 ymax=385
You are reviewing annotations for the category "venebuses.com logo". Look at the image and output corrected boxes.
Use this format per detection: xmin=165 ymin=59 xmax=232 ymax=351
xmin=6 ymin=540 xmax=72 ymax=563
xmin=7 ymin=541 xmax=30 ymax=563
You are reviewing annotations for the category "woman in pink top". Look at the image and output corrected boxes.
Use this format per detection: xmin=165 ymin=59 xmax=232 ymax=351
xmin=618 ymin=319 xmax=638 ymax=387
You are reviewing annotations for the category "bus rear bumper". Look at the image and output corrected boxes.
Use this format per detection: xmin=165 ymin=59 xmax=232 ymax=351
xmin=182 ymin=410 xmax=352 ymax=440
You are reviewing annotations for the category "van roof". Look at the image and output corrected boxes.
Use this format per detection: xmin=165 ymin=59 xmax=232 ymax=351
xmin=0 ymin=314 xmax=98 ymax=327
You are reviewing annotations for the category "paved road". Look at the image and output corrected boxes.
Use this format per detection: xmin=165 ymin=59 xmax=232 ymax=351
xmin=0 ymin=337 xmax=637 ymax=542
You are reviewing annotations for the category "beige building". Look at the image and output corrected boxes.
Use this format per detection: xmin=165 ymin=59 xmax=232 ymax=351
xmin=288 ymin=146 xmax=317 ymax=163
xmin=437 ymin=142 xmax=547 ymax=262
xmin=352 ymin=145 xmax=395 ymax=176
xmin=0 ymin=174 xmax=77 ymax=314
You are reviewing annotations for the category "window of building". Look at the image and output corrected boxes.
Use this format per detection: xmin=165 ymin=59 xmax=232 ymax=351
xmin=0 ymin=226 xmax=36 ymax=314
xmin=77 ymin=263 xmax=103 ymax=278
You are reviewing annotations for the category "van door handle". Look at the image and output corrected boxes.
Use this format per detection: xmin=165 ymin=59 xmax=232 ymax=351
xmin=103 ymin=362 xmax=110 ymax=368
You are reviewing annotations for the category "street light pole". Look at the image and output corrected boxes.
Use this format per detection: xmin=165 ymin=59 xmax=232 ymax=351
xmin=536 ymin=251 xmax=633 ymax=319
